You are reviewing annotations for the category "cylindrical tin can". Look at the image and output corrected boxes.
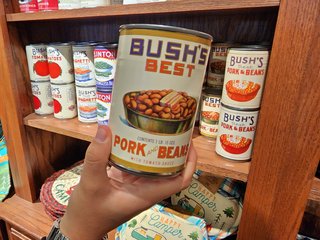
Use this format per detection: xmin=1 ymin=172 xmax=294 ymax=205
xmin=31 ymin=81 xmax=54 ymax=115
xmin=80 ymin=0 xmax=109 ymax=8
xmin=19 ymin=0 xmax=38 ymax=12
xmin=58 ymin=0 xmax=80 ymax=9
xmin=108 ymin=24 xmax=212 ymax=176
xmin=26 ymin=44 xmax=50 ymax=81
xmin=72 ymin=43 xmax=96 ymax=86
xmin=38 ymin=0 xmax=58 ymax=11
xmin=51 ymin=83 xmax=77 ymax=119
xmin=94 ymin=44 xmax=118 ymax=91
xmin=199 ymin=88 xmax=222 ymax=138
xmin=215 ymin=104 xmax=259 ymax=160
xmin=47 ymin=43 xmax=75 ymax=84
xmin=206 ymin=43 xmax=233 ymax=90
xmin=221 ymin=47 xmax=269 ymax=109
xmin=96 ymin=88 xmax=112 ymax=125
xmin=75 ymin=85 xmax=97 ymax=123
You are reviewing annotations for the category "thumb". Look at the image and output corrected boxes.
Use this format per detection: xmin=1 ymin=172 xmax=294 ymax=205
xmin=81 ymin=125 xmax=112 ymax=186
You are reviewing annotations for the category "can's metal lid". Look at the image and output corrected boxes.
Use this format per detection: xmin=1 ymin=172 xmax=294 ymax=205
xmin=48 ymin=42 xmax=71 ymax=46
xmin=221 ymin=102 xmax=260 ymax=112
xmin=94 ymin=43 xmax=118 ymax=49
xmin=229 ymin=45 xmax=270 ymax=51
xmin=203 ymin=87 xmax=222 ymax=96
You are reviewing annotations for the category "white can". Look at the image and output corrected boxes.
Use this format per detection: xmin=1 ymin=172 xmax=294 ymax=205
xmin=31 ymin=81 xmax=53 ymax=115
xmin=80 ymin=0 xmax=109 ymax=8
xmin=26 ymin=44 xmax=50 ymax=81
xmin=221 ymin=47 xmax=269 ymax=109
xmin=58 ymin=0 xmax=80 ymax=9
xmin=51 ymin=83 xmax=77 ymax=119
xmin=76 ymin=85 xmax=97 ymax=123
xmin=47 ymin=43 xmax=75 ymax=84
xmin=215 ymin=104 xmax=259 ymax=160
xmin=72 ymin=43 xmax=96 ymax=86
xmin=97 ymin=89 xmax=112 ymax=125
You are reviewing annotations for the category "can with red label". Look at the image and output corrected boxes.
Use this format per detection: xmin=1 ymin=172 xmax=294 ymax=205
xmin=31 ymin=81 xmax=54 ymax=115
xmin=94 ymin=44 xmax=117 ymax=91
xmin=19 ymin=0 xmax=39 ymax=12
xmin=97 ymin=88 xmax=112 ymax=125
xmin=199 ymin=88 xmax=222 ymax=138
xmin=76 ymin=85 xmax=97 ymax=123
xmin=58 ymin=0 xmax=80 ymax=9
xmin=38 ymin=0 xmax=58 ymax=11
xmin=26 ymin=44 xmax=49 ymax=81
xmin=51 ymin=83 xmax=77 ymax=119
xmin=221 ymin=47 xmax=269 ymax=109
xmin=215 ymin=104 xmax=259 ymax=160
xmin=47 ymin=43 xmax=75 ymax=84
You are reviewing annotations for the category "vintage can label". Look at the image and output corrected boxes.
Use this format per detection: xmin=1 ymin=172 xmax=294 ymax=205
xmin=80 ymin=0 xmax=109 ymax=8
xmin=19 ymin=0 xmax=38 ymax=12
xmin=73 ymin=44 xmax=96 ymax=86
xmin=94 ymin=44 xmax=117 ymax=91
xmin=38 ymin=0 xmax=58 ymax=10
xmin=108 ymin=24 xmax=212 ymax=176
xmin=199 ymin=88 xmax=222 ymax=138
xmin=58 ymin=0 xmax=80 ymax=9
xmin=26 ymin=44 xmax=50 ymax=81
xmin=31 ymin=81 xmax=54 ymax=115
xmin=76 ymin=86 xmax=97 ymax=123
xmin=47 ymin=44 xmax=75 ymax=84
xmin=51 ymin=83 xmax=77 ymax=119
xmin=221 ymin=48 xmax=269 ymax=109
xmin=97 ymin=89 xmax=112 ymax=125
xmin=215 ymin=105 xmax=259 ymax=160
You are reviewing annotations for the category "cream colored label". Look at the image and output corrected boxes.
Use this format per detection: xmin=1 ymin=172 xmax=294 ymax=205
xmin=215 ymin=106 xmax=258 ymax=160
xmin=58 ymin=0 xmax=80 ymax=9
xmin=199 ymin=94 xmax=220 ymax=138
xmin=51 ymin=84 xmax=77 ymax=119
xmin=109 ymin=29 xmax=211 ymax=174
xmin=31 ymin=81 xmax=53 ymax=115
xmin=73 ymin=46 xmax=96 ymax=86
xmin=221 ymin=49 xmax=269 ymax=108
xmin=26 ymin=45 xmax=50 ymax=81
xmin=81 ymin=0 xmax=109 ymax=7
xmin=76 ymin=86 xmax=97 ymax=123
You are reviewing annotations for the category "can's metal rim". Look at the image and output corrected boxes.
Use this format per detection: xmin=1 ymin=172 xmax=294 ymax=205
xmin=51 ymin=82 xmax=75 ymax=86
xmin=94 ymin=43 xmax=118 ymax=49
xmin=48 ymin=43 xmax=71 ymax=46
xmin=203 ymin=88 xmax=222 ymax=96
xmin=75 ymin=85 xmax=97 ymax=88
xmin=120 ymin=24 xmax=213 ymax=41
xmin=26 ymin=43 xmax=47 ymax=47
xmin=72 ymin=42 xmax=97 ymax=47
xmin=221 ymin=102 xmax=260 ymax=112
xmin=30 ymin=80 xmax=51 ymax=83
xmin=229 ymin=46 xmax=270 ymax=51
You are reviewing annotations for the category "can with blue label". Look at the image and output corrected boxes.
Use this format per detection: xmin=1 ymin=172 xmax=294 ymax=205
xmin=97 ymin=88 xmax=112 ymax=125
xmin=75 ymin=85 xmax=97 ymax=123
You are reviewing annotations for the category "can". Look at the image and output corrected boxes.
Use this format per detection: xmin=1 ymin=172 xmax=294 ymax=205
xmin=38 ymin=0 xmax=58 ymax=11
xmin=72 ymin=43 xmax=96 ymax=86
xmin=80 ymin=0 xmax=109 ymax=8
xmin=19 ymin=0 xmax=38 ymax=12
xmin=58 ymin=0 xmax=80 ymax=9
xmin=31 ymin=81 xmax=54 ymax=115
xmin=215 ymin=104 xmax=259 ymax=160
xmin=221 ymin=47 xmax=269 ymax=109
xmin=51 ymin=83 xmax=77 ymax=119
xmin=75 ymin=85 xmax=97 ymax=123
xmin=94 ymin=44 xmax=117 ymax=91
xmin=47 ymin=43 xmax=75 ymax=84
xmin=26 ymin=44 xmax=50 ymax=81
xmin=206 ymin=43 xmax=233 ymax=90
xmin=199 ymin=88 xmax=222 ymax=138
xmin=96 ymin=88 xmax=112 ymax=125
xmin=108 ymin=24 xmax=212 ymax=176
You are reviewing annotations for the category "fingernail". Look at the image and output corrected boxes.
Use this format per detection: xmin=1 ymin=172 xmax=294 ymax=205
xmin=95 ymin=126 xmax=107 ymax=142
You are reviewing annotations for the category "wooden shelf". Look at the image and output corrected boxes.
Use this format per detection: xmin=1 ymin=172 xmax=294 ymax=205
xmin=24 ymin=113 xmax=250 ymax=182
xmin=6 ymin=0 xmax=279 ymax=22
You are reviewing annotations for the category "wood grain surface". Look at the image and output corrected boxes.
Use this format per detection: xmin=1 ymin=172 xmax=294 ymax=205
xmin=237 ymin=0 xmax=320 ymax=239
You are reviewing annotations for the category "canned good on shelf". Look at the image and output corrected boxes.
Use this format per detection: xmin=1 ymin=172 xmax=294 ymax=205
xmin=31 ymin=81 xmax=54 ymax=115
xmin=26 ymin=44 xmax=50 ymax=81
xmin=76 ymin=85 xmax=97 ymax=123
xmin=51 ymin=83 xmax=77 ymax=119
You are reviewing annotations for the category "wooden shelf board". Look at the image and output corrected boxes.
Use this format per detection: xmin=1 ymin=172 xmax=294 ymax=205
xmin=309 ymin=177 xmax=320 ymax=202
xmin=6 ymin=0 xmax=280 ymax=22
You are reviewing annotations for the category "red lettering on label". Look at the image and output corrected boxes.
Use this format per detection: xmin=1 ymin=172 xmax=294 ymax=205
xmin=157 ymin=144 xmax=189 ymax=159
xmin=113 ymin=135 xmax=146 ymax=156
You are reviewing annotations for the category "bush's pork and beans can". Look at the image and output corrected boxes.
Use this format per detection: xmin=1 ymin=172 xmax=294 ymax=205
xmin=75 ymin=86 xmax=97 ymax=123
xmin=215 ymin=104 xmax=259 ymax=160
xmin=31 ymin=81 xmax=54 ymax=115
xmin=38 ymin=0 xmax=58 ymax=11
xmin=26 ymin=44 xmax=50 ymax=81
xmin=199 ymin=88 xmax=222 ymax=138
xmin=73 ymin=43 xmax=96 ymax=86
xmin=221 ymin=47 xmax=269 ymax=109
xmin=19 ymin=0 xmax=38 ymax=12
xmin=108 ymin=24 xmax=212 ymax=176
xmin=51 ymin=83 xmax=77 ymax=119
xmin=97 ymin=88 xmax=112 ymax=125
xmin=47 ymin=43 xmax=75 ymax=84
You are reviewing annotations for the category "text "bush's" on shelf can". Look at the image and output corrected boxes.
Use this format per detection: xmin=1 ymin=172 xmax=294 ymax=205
xmin=31 ymin=81 xmax=53 ymax=115
xmin=76 ymin=85 xmax=97 ymax=123
xmin=26 ymin=44 xmax=50 ymax=81
xmin=51 ymin=83 xmax=77 ymax=119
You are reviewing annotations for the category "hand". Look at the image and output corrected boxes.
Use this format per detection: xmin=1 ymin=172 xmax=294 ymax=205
xmin=60 ymin=125 xmax=197 ymax=240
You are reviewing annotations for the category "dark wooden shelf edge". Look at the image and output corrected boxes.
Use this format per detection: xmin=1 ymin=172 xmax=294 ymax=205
xmin=6 ymin=0 xmax=280 ymax=22
xmin=309 ymin=177 xmax=320 ymax=202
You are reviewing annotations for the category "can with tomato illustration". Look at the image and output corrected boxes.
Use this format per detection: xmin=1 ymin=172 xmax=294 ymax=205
xmin=19 ymin=0 xmax=38 ymax=12
xmin=108 ymin=24 xmax=212 ymax=176
xmin=51 ymin=83 xmax=77 ymax=119
xmin=221 ymin=47 xmax=269 ymax=109
xmin=215 ymin=104 xmax=259 ymax=160
xmin=31 ymin=81 xmax=53 ymax=115
xmin=73 ymin=43 xmax=96 ymax=86
xmin=94 ymin=43 xmax=117 ymax=91
xmin=47 ymin=43 xmax=75 ymax=84
xmin=96 ymin=88 xmax=112 ymax=125
xmin=206 ymin=43 xmax=233 ymax=90
xmin=199 ymin=88 xmax=222 ymax=138
xmin=26 ymin=44 xmax=50 ymax=81
xmin=58 ymin=0 xmax=80 ymax=9
xmin=76 ymin=85 xmax=97 ymax=123
xmin=38 ymin=0 xmax=58 ymax=11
